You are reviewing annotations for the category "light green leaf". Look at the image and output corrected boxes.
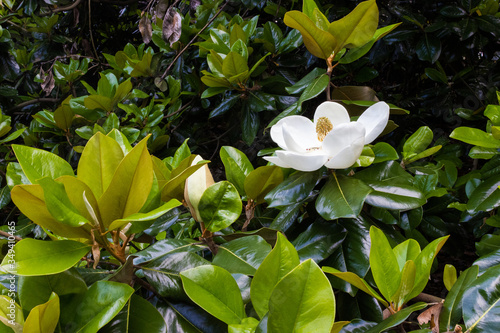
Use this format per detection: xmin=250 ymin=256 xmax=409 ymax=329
xmin=251 ymin=233 xmax=300 ymax=319
xmin=244 ymin=166 xmax=283 ymax=204
xmin=180 ymin=265 xmax=245 ymax=325
xmin=220 ymin=146 xmax=254 ymax=196
xmin=444 ymin=264 xmax=457 ymax=291
xmin=12 ymin=145 xmax=74 ymax=184
xmin=23 ymin=293 xmax=59 ymax=333
xmin=199 ymin=181 xmax=242 ymax=232
xmin=0 ymin=239 xmax=90 ymax=276
xmin=268 ymin=259 xmax=335 ymax=333
xmin=450 ymin=127 xmax=500 ymax=148
xmin=222 ymin=52 xmax=249 ymax=79
xmin=391 ymin=260 xmax=416 ymax=308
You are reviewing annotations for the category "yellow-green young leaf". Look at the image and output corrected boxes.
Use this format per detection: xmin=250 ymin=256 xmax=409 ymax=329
xmin=207 ymin=50 xmax=224 ymax=76
xmin=0 ymin=295 xmax=24 ymax=333
xmin=230 ymin=24 xmax=247 ymax=46
xmin=12 ymin=145 xmax=74 ymax=184
xmin=200 ymin=75 xmax=232 ymax=88
xmin=322 ymin=266 xmax=388 ymax=307
xmin=450 ymin=127 xmax=500 ymax=148
xmin=84 ymin=95 xmax=113 ymax=113
xmin=392 ymin=238 xmax=421 ymax=271
xmin=222 ymin=52 xmax=249 ymax=79
xmin=112 ymin=78 xmax=133 ymax=105
xmin=98 ymin=136 xmax=153 ymax=228
xmin=443 ymin=264 xmax=457 ymax=291
xmin=244 ymin=166 xmax=283 ymax=204
xmin=107 ymin=129 xmax=133 ymax=154
xmin=10 ymin=184 xmax=91 ymax=239
xmin=284 ymin=11 xmax=336 ymax=59
xmin=0 ymin=239 xmax=90 ymax=276
xmin=77 ymin=132 xmax=124 ymax=198
xmin=250 ymin=233 xmax=300 ymax=318
xmin=56 ymin=176 xmax=100 ymax=226
xmin=268 ymin=259 xmax=335 ymax=333
xmin=331 ymin=321 xmax=350 ymax=333
xmin=328 ymin=0 xmax=378 ymax=52
xmin=23 ymin=292 xmax=59 ymax=333
xmin=162 ymin=156 xmax=210 ymax=202
xmin=391 ymin=260 xmax=416 ymax=309
xmin=369 ymin=226 xmax=402 ymax=302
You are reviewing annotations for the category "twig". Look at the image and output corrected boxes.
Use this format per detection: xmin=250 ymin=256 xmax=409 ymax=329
xmin=9 ymin=98 xmax=60 ymax=112
xmin=0 ymin=230 xmax=22 ymax=242
xmin=88 ymin=0 xmax=99 ymax=60
xmin=39 ymin=0 xmax=83 ymax=16
xmin=412 ymin=292 xmax=444 ymax=304
xmin=159 ymin=1 xmax=229 ymax=80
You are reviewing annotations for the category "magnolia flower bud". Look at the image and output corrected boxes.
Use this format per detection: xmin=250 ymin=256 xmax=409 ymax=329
xmin=184 ymin=155 xmax=214 ymax=222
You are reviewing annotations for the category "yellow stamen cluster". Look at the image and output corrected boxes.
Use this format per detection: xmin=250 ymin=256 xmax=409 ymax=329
xmin=316 ymin=117 xmax=333 ymax=142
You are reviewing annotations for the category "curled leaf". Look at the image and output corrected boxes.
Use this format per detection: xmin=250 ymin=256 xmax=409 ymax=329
xmin=139 ymin=13 xmax=153 ymax=44
xmin=162 ymin=7 xmax=182 ymax=46
xmin=41 ymin=68 xmax=55 ymax=96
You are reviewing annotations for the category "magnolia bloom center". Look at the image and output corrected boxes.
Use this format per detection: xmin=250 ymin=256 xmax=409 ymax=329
xmin=316 ymin=116 xmax=333 ymax=142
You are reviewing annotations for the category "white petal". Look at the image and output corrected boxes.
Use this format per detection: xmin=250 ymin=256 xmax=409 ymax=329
xmin=263 ymin=155 xmax=292 ymax=169
xmin=275 ymin=150 xmax=328 ymax=172
xmin=270 ymin=116 xmax=317 ymax=150
xmin=322 ymin=122 xmax=365 ymax=169
xmin=314 ymin=102 xmax=350 ymax=127
xmin=356 ymin=101 xmax=390 ymax=144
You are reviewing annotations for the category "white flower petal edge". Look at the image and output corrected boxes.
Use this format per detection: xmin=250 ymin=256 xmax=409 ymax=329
xmin=323 ymin=122 xmax=366 ymax=169
xmin=314 ymin=101 xmax=350 ymax=126
xmin=262 ymin=155 xmax=293 ymax=169
xmin=270 ymin=116 xmax=318 ymax=151
xmin=357 ymin=101 xmax=390 ymax=144
xmin=274 ymin=150 xmax=328 ymax=172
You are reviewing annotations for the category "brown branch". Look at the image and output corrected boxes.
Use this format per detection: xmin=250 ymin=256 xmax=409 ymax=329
xmin=159 ymin=1 xmax=229 ymax=80
xmin=0 ymin=230 xmax=22 ymax=242
xmin=10 ymin=98 xmax=60 ymax=112
xmin=412 ymin=292 xmax=444 ymax=304
xmin=39 ymin=0 xmax=83 ymax=16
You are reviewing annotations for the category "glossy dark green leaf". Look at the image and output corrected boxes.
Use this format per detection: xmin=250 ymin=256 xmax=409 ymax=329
xmin=476 ymin=234 xmax=500 ymax=257
xmin=220 ymin=146 xmax=254 ymax=197
xmin=158 ymin=300 xmax=227 ymax=333
xmin=18 ymin=269 xmax=87 ymax=316
xmin=60 ymin=281 xmax=134 ymax=333
xmin=285 ymin=68 xmax=325 ymax=95
xmin=372 ymin=142 xmax=399 ymax=163
xmin=199 ymin=181 xmax=242 ymax=232
xmin=415 ymin=35 xmax=441 ymax=63
xmin=180 ymin=265 xmax=245 ymax=325
xmin=133 ymin=238 xmax=198 ymax=265
xmin=463 ymin=264 xmax=500 ymax=332
xmin=439 ymin=265 xmax=479 ymax=332
xmin=142 ymin=251 xmax=210 ymax=298
xmin=315 ymin=174 xmax=372 ymax=220
xmin=265 ymin=170 xmax=320 ymax=207
xmin=209 ymin=94 xmax=240 ymax=118
xmin=250 ymin=232 xmax=300 ymax=319
xmin=241 ymin=107 xmax=259 ymax=146
xmin=440 ymin=6 xmax=467 ymax=17
xmin=213 ymin=236 xmax=272 ymax=275
xmin=364 ymin=302 xmax=427 ymax=333
xmin=269 ymin=202 xmax=302 ymax=232
xmin=467 ymin=174 xmax=500 ymax=214
xmin=0 ymin=239 xmax=90 ymax=276
xmin=292 ymin=222 xmax=345 ymax=262
xmin=268 ymin=259 xmax=335 ymax=333
xmin=102 ymin=294 xmax=167 ymax=333
xmin=364 ymin=182 xmax=426 ymax=210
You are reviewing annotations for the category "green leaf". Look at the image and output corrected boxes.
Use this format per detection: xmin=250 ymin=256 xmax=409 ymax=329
xmin=403 ymin=126 xmax=433 ymax=157
xmin=12 ymin=145 xmax=74 ymax=184
xmin=76 ymin=132 xmax=124 ymax=197
xmin=315 ymin=174 xmax=372 ymax=220
xmin=23 ymin=292 xmax=59 ymax=333
xmin=250 ymin=233 xmax=300 ymax=319
xmin=444 ymin=264 xmax=457 ymax=291
xmin=209 ymin=94 xmax=240 ymax=118
xmin=37 ymin=177 xmax=90 ymax=227
xmin=180 ymin=265 xmax=245 ymax=325
xmin=372 ymin=142 xmax=399 ymax=163
xmin=392 ymin=239 xmax=421 ymax=270
xmin=466 ymin=174 xmax=500 ymax=214
xmin=293 ymin=222 xmax=345 ymax=263
xmin=244 ymin=166 xmax=283 ymax=204
xmin=391 ymin=260 xmax=416 ymax=308
xmin=328 ymin=0 xmax=378 ymax=52
xmin=84 ymin=95 xmax=113 ymax=113
xmin=463 ymin=264 xmax=500 ymax=332
xmin=285 ymin=68 xmax=325 ymax=95
xmin=265 ymin=170 xmax=320 ymax=207
xmin=199 ymin=181 xmax=242 ymax=232
xmin=284 ymin=11 xmax=336 ymax=59
xmin=102 ymin=294 xmax=167 ymax=333
xmin=267 ymin=259 xmax=335 ymax=333
xmin=220 ymin=146 xmax=254 ymax=197
xmin=369 ymin=227 xmax=401 ymax=302
xmin=0 ymin=239 xmax=90 ymax=276
xmin=364 ymin=182 xmax=426 ymax=210
xmin=415 ymin=34 xmax=441 ymax=63
xmin=439 ymin=265 xmax=479 ymax=332
xmin=98 ymin=136 xmax=153 ymax=227
xmin=18 ymin=269 xmax=87 ymax=314
xmin=222 ymin=52 xmax=249 ymax=80
xmin=213 ymin=236 xmax=272 ymax=275
xmin=322 ymin=266 xmax=388 ymax=307
xmin=450 ymin=127 xmax=500 ymax=148
xmin=364 ymin=302 xmax=427 ymax=333
xmin=60 ymin=281 xmax=134 ymax=333
xmin=241 ymin=107 xmax=259 ymax=146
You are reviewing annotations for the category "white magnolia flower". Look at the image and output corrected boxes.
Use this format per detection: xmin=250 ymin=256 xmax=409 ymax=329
xmin=264 ymin=101 xmax=390 ymax=171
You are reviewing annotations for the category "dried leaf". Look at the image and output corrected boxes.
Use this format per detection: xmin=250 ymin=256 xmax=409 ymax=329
xmin=190 ymin=0 xmax=201 ymax=13
xmin=90 ymin=230 xmax=101 ymax=269
xmin=155 ymin=0 xmax=169 ymax=20
xmin=40 ymin=68 xmax=55 ymax=96
xmin=162 ymin=7 xmax=182 ymax=46
xmin=139 ymin=13 xmax=153 ymax=44
xmin=417 ymin=303 xmax=443 ymax=333
xmin=73 ymin=7 xmax=79 ymax=27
